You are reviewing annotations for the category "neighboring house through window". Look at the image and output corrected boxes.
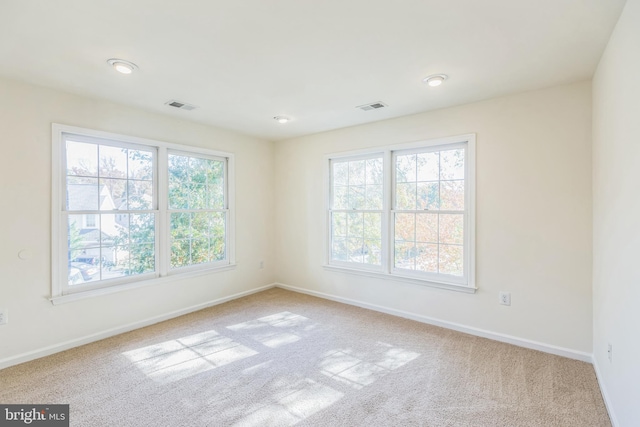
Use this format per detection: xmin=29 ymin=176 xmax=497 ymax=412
xmin=52 ymin=124 xmax=235 ymax=303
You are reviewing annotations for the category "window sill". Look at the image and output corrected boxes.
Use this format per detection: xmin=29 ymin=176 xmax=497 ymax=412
xmin=322 ymin=264 xmax=477 ymax=294
xmin=50 ymin=264 xmax=237 ymax=305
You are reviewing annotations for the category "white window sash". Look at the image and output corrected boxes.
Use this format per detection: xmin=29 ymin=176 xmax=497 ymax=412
xmin=52 ymin=124 xmax=236 ymax=301
xmin=324 ymin=134 xmax=476 ymax=291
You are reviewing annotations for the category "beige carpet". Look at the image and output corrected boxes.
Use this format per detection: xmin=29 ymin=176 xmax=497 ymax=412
xmin=0 ymin=288 xmax=610 ymax=426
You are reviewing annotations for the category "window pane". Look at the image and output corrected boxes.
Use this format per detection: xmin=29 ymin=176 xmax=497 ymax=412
xmin=417 ymin=182 xmax=439 ymax=210
xmin=105 ymin=246 xmax=129 ymax=279
xmin=67 ymin=217 xmax=86 ymax=260
xmin=395 ymin=183 xmax=416 ymax=210
xmin=439 ymin=214 xmax=463 ymax=245
xmin=332 ymin=212 xmax=347 ymax=237
xmin=417 ymin=152 xmax=439 ymax=181
xmin=363 ymin=213 xmax=381 ymax=241
xmin=348 ymin=160 xmax=365 ymax=185
xmin=395 ymin=242 xmax=415 ymax=270
xmin=171 ymin=239 xmax=191 ymax=268
xmin=68 ymin=214 xmax=100 ymax=251
xmin=348 ymin=238 xmax=364 ymax=263
xmin=439 ymin=244 xmax=463 ymax=276
xmin=440 ymin=149 xmax=465 ymax=180
xmin=190 ymin=184 xmax=207 ymax=209
xmin=67 ymin=141 xmax=97 ymax=177
xmin=364 ymin=240 xmax=382 ymax=265
xmin=395 ymin=213 xmax=415 ymax=242
xmin=192 ymin=212 xmax=209 ymax=239
xmin=415 ymin=243 xmax=438 ymax=273
xmin=210 ymin=212 xmax=226 ymax=238
xmin=333 ymin=162 xmax=348 ymax=186
xmin=208 ymin=160 xmax=225 ymax=209
xmin=67 ymin=177 xmax=99 ymax=211
xmin=416 ymin=213 xmax=438 ymax=243
xmin=170 ymin=213 xmax=190 ymax=240
xmin=209 ymin=237 xmax=225 ymax=261
xmin=168 ymin=154 xmax=189 ymax=182
xmin=349 ymin=185 xmax=365 ymax=210
xmin=331 ymin=237 xmax=347 ymax=261
xmin=347 ymin=212 xmax=363 ymax=238
xmin=333 ymin=186 xmax=348 ymax=210
xmin=365 ymin=184 xmax=383 ymax=210
xmin=440 ymin=181 xmax=464 ymax=210
xmin=128 ymin=180 xmax=153 ymax=210
xmin=128 ymin=149 xmax=153 ymax=180
xmin=396 ymin=154 xmax=416 ymax=183
xmin=366 ymin=158 xmax=383 ymax=185
xmin=101 ymin=213 xmax=122 ymax=247
xmin=99 ymin=145 xmax=128 ymax=178
xmin=191 ymin=238 xmax=209 ymax=265
xmin=169 ymin=183 xmax=189 ymax=209
xmin=129 ymin=244 xmax=155 ymax=274
xmin=100 ymin=178 xmax=126 ymax=210
xmin=130 ymin=213 xmax=155 ymax=244
xmin=68 ymin=249 xmax=87 ymax=286
xmin=189 ymin=157 xmax=209 ymax=183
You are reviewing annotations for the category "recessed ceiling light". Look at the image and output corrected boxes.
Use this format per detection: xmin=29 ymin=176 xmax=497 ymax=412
xmin=274 ymin=116 xmax=290 ymax=124
xmin=107 ymin=58 xmax=138 ymax=75
xmin=422 ymin=74 xmax=448 ymax=87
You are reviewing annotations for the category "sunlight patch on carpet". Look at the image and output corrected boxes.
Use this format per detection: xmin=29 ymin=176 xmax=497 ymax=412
xmin=319 ymin=344 xmax=420 ymax=389
xmin=122 ymin=329 xmax=258 ymax=384
xmin=231 ymin=378 xmax=343 ymax=427
xmin=226 ymin=311 xmax=315 ymax=349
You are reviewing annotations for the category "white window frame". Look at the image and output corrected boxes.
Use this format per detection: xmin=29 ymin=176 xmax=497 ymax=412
xmin=328 ymin=152 xmax=387 ymax=272
xmin=166 ymin=149 xmax=230 ymax=273
xmin=324 ymin=134 xmax=476 ymax=293
xmin=52 ymin=124 xmax=236 ymax=304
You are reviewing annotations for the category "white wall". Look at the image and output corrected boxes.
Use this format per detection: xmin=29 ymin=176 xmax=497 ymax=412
xmin=274 ymin=81 xmax=593 ymax=354
xmin=0 ymin=77 xmax=275 ymax=364
xmin=592 ymin=0 xmax=640 ymax=425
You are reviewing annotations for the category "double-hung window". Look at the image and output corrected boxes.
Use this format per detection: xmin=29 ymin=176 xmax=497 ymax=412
xmin=329 ymin=154 xmax=385 ymax=268
xmin=327 ymin=135 xmax=475 ymax=292
xmin=168 ymin=152 xmax=227 ymax=270
xmin=52 ymin=124 xmax=234 ymax=303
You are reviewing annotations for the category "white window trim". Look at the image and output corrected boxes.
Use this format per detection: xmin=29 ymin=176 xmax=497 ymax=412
xmin=51 ymin=123 xmax=236 ymax=304
xmin=324 ymin=134 xmax=476 ymax=293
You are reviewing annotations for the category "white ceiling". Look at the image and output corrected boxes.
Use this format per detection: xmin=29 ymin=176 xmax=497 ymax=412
xmin=0 ymin=0 xmax=626 ymax=141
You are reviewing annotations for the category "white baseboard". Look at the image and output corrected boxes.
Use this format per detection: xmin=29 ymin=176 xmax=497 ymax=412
xmin=592 ymin=356 xmax=618 ymax=427
xmin=274 ymin=282 xmax=593 ymax=363
xmin=0 ymin=284 xmax=276 ymax=371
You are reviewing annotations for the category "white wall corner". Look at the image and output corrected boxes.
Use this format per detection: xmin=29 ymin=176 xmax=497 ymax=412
xmin=592 ymin=356 xmax=619 ymax=427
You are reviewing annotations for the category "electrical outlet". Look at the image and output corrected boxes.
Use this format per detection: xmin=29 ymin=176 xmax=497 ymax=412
xmin=0 ymin=308 xmax=7 ymax=325
xmin=499 ymin=292 xmax=511 ymax=306
xmin=608 ymin=343 xmax=613 ymax=363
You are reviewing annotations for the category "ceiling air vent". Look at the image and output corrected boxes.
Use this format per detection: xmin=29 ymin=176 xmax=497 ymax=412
xmin=356 ymin=101 xmax=387 ymax=111
xmin=165 ymin=100 xmax=198 ymax=111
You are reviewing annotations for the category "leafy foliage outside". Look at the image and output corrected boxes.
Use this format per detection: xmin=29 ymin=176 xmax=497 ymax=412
xmin=330 ymin=148 xmax=466 ymax=276
xmin=394 ymin=149 xmax=465 ymax=276
xmin=65 ymin=142 xmax=226 ymax=285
